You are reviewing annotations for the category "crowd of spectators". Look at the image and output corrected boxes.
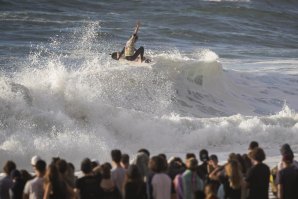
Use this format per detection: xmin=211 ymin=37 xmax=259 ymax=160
xmin=0 ymin=141 xmax=297 ymax=199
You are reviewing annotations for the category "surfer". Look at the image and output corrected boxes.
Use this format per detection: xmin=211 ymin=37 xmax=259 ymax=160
xmin=111 ymin=21 xmax=145 ymax=63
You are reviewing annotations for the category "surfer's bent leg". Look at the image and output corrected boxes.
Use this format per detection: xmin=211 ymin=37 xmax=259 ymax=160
xmin=126 ymin=46 xmax=144 ymax=61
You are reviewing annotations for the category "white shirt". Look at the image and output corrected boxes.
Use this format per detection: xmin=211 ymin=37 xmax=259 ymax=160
xmin=151 ymin=173 xmax=171 ymax=199
xmin=23 ymin=177 xmax=44 ymax=199
xmin=111 ymin=167 xmax=126 ymax=194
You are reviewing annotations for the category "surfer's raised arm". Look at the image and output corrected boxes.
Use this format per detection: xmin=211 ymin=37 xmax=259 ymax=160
xmin=133 ymin=21 xmax=140 ymax=35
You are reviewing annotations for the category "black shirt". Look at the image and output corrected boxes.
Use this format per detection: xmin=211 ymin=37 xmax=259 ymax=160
xmin=124 ymin=181 xmax=147 ymax=199
xmin=76 ymin=175 xmax=102 ymax=199
xmin=277 ymin=165 xmax=298 ymax=199
xmin=245 ymin=163 xmax=270 ymax=199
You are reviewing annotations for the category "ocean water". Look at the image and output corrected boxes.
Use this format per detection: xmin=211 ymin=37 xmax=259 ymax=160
xmin=0 ymin=0 xmax=298 ymax=169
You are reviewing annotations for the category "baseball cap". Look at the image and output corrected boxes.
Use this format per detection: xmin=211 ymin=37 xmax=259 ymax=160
xmin=31 ymin=155 xmax=41 ymax=166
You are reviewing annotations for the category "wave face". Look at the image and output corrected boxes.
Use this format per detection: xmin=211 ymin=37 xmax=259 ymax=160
xmin=1 ymin=1 xmax=298 ymax=168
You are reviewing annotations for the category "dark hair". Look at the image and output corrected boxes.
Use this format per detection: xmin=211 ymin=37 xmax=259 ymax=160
xmin=35 ymin=160 xmax=46 ymax=173
xmin=186 ymin=158 xmax=198 ymax=171
xmin=126 ymin=165 xmax=141 ymax=181
xmin=81 ymin=158 xmax=92 ymax=174
xmin=199 ymin=149 xmax=209 ymax=162
xmin=91 ymin=161 xmax=99 ymax=169
xmin=101 ymin=163 xmax=111 ymax=179
xmin=56 ymin=159 xmax=67 ymax=174
xmin=158 ymin=153 xmax=167 ymax=161
xmin=280 ymin=144 xmax=294 ymax=157
xmin=249 ymin=141 xmax=259 ymax=150
xmin=186 ymin=153 xmax=196 ymax=160
xmin=209 ymin=154 xmax=218 ymax=162
xmin=44 ymin=164 xmax=68 ymax=199
xmin=68 ymin=163 xmax=75 ymax=171
xmin=20 ymin=170 xmax=33 ymax=182
xmin=3 ymin=160 xmax=16 ymax=175
xmin=51 ymin=157 xmax=60 ymax=165
xmin=111 ymin=52 xmax=118 ymax=60
xmin=283 ymin=154 xmax=293 ymax=164
xmin=121 ymin=154 xmax=130 ymax=165
xmin=249 ymin=147 xmax=266 ymax=162
xmin=236 ymin=154 xmax=246 ymax=174
xmin=111 ymin=149 xmax=122 ymax=163
xmin=149 ymin=156 xmax=165 ymax=173
xmin=11 ymin=169 xmax=21 ymax=179
xmin=138 ymin=148 xmax=150 ymax=157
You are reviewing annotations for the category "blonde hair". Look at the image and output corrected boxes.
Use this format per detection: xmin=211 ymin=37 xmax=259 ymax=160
xmin=225 ymin=160 xmax=243 ymax=189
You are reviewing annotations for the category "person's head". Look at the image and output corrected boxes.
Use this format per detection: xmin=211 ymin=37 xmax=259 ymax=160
xmin=20 ymin=170 xmax=33 ymax=182
xmin=204 ymin=183 xmax=216 ymax=198
xmin=280 ymin=144 xmax=294 ymax=157
xmin=186 ymin=153 xmax=196 ymax=160
xmin=101 ymin=163 xmax=112 ymax=179
xmin=199 ymin=149 xmax=209 ymax=163
xmin=149 ymin=156 xmax=166 ymax=173
xmin=138 ymin=148 xmax=150 ymax=157
xmin=35 ymin=160 xmax=47 ymax=176
xmin=282 ymin=154 xmax=294 ymax=165
xmin=225 ymin=160 xmax=243 ymax=189
xmin=80 ymin=158 xmax=92 ymax=174
xmin=209 ymin=154 xmax=218 ymax=166
xmin=248 ymin=141 xmax=259 ymax=151
xmin=44 ymin=163 xmax=60 ymax=184
xmin=121 ymin=154 xmax=129 ymax=168
xmin=186 ymin=158 xmax=198 ymax=171
xmin=56 ymin=159 xmax=68 ymax=175
xmin=31 ymin=155 xmax=41 ymax=170
xmin=228 ymin=153 xmax=237 ymax=162
xmin=111 ymin=52 xmax=118 ymax=60
xmin=249 ymin=147 xmax=266 ymax=163
xmin=11 ymin=169 xmax=21 ymax=180
xmin=158 ymin=153 xmax=167 ymax=161
xmin=111 ymin=149 xmax=122 ymax=164
xmin=3 ymin=160 xmax=16 ymax=175
xmin=91 ymin=159 xmax=99 ymax=169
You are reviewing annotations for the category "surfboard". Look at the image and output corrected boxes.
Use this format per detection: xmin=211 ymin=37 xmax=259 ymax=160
xmin=111 ymin=51 xmax=152 ymax=67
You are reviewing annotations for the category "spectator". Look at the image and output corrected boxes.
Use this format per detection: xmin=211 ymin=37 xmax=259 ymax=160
xmin=75 ymin=158 xmax=102 ymax=199
xmin=181 ymin=158 xmax=204 ymax=199
xmin=23 ymin=159 xmax=46 ymax=199
xmin=121 ymin=154 xmax=130 ymax=170
xmin=0 ymin=160 xmax=16 ymax=199
xmin=100 ymin=163 xmax=122 ymax=199
xmin=277 ymin=153 xmax=298 ymax=199
xmin=111 ymin=149 xmax=126 ymax=196
xmin=208 ymin=154 xmax=220 ymax=174
xmin=123 ymin=165 xmax=147 ymax=199
xmin=131 ymin=149 xmax=150 ymax=180
xmin=11 ymin=169 xmax=25 ymax=199
xmin=222 ymin=160 xmax=245 ymax=199
xmin=245 ymin=147 xmax=270 ymax=199
xmin=147 ymin=156 xmax=171 ymax=199
xmin=197 ymin=149 xmax=209 ymax=183
xmin=248 ymin=141 xmax=259 ymax=153
xmin=43 ymin=164 xmax=74 ymax=199
xmin=204 ymin=183 xmax=218 ymax=199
